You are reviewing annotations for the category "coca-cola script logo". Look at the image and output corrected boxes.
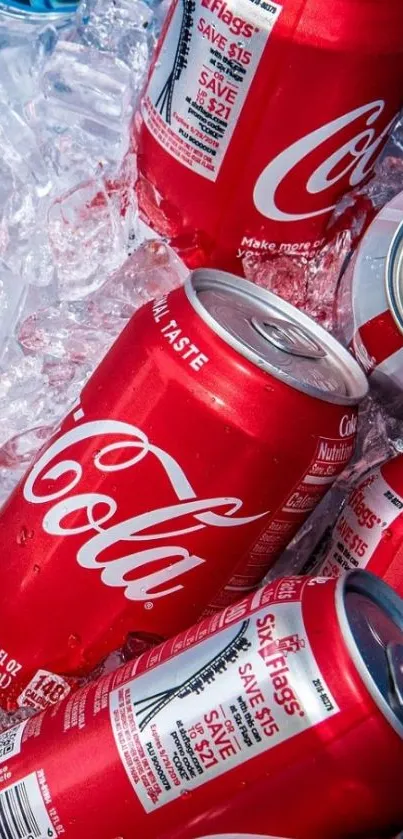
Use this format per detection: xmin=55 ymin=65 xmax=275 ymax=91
xmin=339 ymin=413 xmax=358 ymax=438
xmin=23 ymin=415 xmax=267 ymax=602
xmin=254 ymin=100 xmax=396 ymax=222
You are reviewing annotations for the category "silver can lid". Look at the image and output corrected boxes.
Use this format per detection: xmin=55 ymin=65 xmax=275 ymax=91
xmin=386 ymin=219 xmax=403 ymax=334
xmin=337 ymin=570 xmax=403 ymax=736
xmin=186 ymin=269 xmax=368 ymax=405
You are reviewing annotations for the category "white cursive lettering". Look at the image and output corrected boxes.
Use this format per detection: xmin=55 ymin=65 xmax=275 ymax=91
xmin=23 ymin=416 xmax=267 ymax=601
xmin=339 ymin=413 xmax=358 ymax=438
xmin=254 ymin=100 xmax=396 ymax=222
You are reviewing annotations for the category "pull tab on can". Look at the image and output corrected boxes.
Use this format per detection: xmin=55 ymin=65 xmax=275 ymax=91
xmin=189 ymin=269 xmax=368 ymax=402
xmin=386 ymin=641 xmax=403 ymax=714
xmin=250 ymin=315 xmax=327 ymax=359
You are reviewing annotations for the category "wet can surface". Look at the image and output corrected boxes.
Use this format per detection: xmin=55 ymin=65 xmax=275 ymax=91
xmin=135 ymin=0 xmax=403 ymax=273
xmin=0 ymin=572 xmax=402 ymax=838
xmin=335 ymin=189 xmax=403 ymax=414
xmin=0 ymin=270 xmax=366 ymax=711
xmin=315 ymin=453 xmax=403 ymax=599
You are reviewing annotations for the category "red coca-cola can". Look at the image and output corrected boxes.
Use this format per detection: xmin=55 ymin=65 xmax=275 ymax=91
xmin=134 ymin=0 xmax=403 ymax=274
xmin=315 ymin=454 xmax=403 ymax=598
xmin=335 ymin=189 xmax=403 ymax=414
xmin=0 ymin=270 xmax=366 ymax=712
xmin=0 ymin=572 xmax=402 ymax=838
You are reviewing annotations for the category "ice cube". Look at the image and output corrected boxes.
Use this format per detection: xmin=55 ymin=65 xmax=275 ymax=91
xmin=0 ymin=463 xmax=26 ymax=509
xmin=0 ymin=102 xmax=51 ymax=197
xmin=0 ymin=26 xmax=59 ymax=108
xmin=48 ymin=178 xmax=129 ymax=299
xmin=116 ymin=28 xmax=149 ymax=94
xmin=243 ymin=252 xmax=309 ymax=309
xmin=76 ymin=0 xmax=152 ymax=92
xmin=0 ymin=44 xmax=40 ymax=107
xmin=304 ymin=231 xmax=353 ymax=329
xmin=382 ymin=111 xmax=403 ymax=158
xmin=0 ymin=343 xmax=48 ymax=449
xmin=0 ymin=332 xmax=93 ymax=494
xmin=25 ymin=41 xmax=133 ymax=184
xmin=41 ymin=42 xmax=132 ymax=125
xmin=18 ymin=240 xmax=187 ymax=367
xmin=151 ymin=0 xmax=171 ymax=39
xmin=0 ymin=105 xmax=53 ymax=273
xmin=97 ymin=238 xmax=189 ymax=318
xmin=21 ymin=230 xmax=56 ymax=288
xmin=18 ymin=300 xmax=122 ymax=364
xmin=0 ymin=261 xmax=26 ymax=357
xmin=367 ymin=155 xmax=403 ymax=212
xmin=77 ymin=0 xmax=153 ymax=53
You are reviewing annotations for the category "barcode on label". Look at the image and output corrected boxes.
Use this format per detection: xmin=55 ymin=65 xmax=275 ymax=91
xmin=0 ymin=773 xmax=55 ymax=839
xmin=0 ymin=722 xmax=27 ymax=765
xmin=233 ymin=0 xmax=282 ymax=30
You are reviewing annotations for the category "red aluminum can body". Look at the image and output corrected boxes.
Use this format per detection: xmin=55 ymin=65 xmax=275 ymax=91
xmin=135 ymin=0 xmax=403 ymax=273
xmin=335 ymin=190 xmax=403 ymax=415
xmin=0 ymin=270 xmax=366 ymax=712
xmin=316 ymin=454 xmax=403 ymax=598
xmin=0 ymin=572 xmax=402 ymax=839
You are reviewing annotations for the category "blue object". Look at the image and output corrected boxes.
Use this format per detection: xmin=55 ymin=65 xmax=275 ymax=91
xmin=0 ymin=0 xmax=77 ymax=14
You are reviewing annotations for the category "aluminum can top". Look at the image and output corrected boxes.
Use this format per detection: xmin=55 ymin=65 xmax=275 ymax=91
xmin=340 ymin=570 xmax=403 ymax=737
xmin=386 ymin=219 xmax=403 ymax=335
xmin=188 ymin=269 xmax=368 ymax=405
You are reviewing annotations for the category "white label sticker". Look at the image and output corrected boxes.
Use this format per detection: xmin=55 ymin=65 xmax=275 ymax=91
xmin=110 ymin=600 xmax=338 ymax=812
xmin=0 ymin=722 xmax=27 ymax=766
xmin=319 ymin=469 xmax=403 ymax=577
xmin=0 ymin=772 xmax=56 ymax=839
xmin=17 ymin=670 xmax=71 ymax=712
xmin=142 ymin=0 xmax=282 ymax=181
